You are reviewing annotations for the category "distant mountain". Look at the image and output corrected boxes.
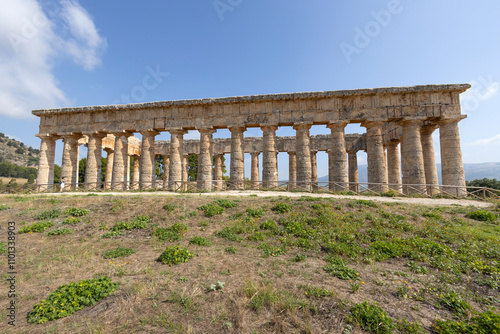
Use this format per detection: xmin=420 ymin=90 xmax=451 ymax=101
xmin=318 ymin=162 xmax=500 ymax=183
xmin=0 ymin=132 xmax=39 ymax=167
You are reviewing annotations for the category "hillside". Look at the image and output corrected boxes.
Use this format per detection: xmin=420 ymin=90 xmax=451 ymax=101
xmin=318 ymin=162 xmax=500 ymax=184
xmin=0 ymin=132 xmax=39 ymax=167
xmin=1 ymin=193 xmax=499 ymax=333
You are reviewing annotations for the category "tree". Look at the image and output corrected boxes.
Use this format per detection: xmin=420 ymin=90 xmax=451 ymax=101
xmin=27 ymin=174 xmax=35 ymax=184
xmin=466 ymin=178 xmax=500 ymax=190
xmin=186 ymin=154 xmax=227 ymax=181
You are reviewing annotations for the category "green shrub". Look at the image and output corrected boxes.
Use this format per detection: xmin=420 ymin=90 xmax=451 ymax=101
xmin=27 ymin=276 xmax=119 ymax=324
xmin=395 ymin=318 xmax=425 ymax=334
xmin=225 ymin=246 xmax=237 ymax=254
xmin=198 ymin=203 xmax=224 ymax=217
xmin=467 ymin=210 xmax=496 ymax=222
xmin=303 ymin=286 xmax=335 ymax=298
xmin=323 ymin=256 xmax=359 ymax=280
xmin=215 ymin=227 xmax=243 ymax=242
xmin=189 ymin=236 xmax=212 ymax=246
xmin=0 ymin=241 xmax=6 ymax=254
xmin=157 ymin=245 xmax=193 ymax=266
xmin=438 ymin=291 xmax=473 ymax=316
xmin=213 ymin=199 xmax=238 ymax=208
xmin=34 ymin=209 xmax=60 ymax=220
xmin=352 ymin=199 xmax=379 ymax=208
xmin=0 ymin=204 xmax=10 ymax=211
xmin=258 ymin=242 xmax=286 ymax=258
xmin=100 ymin=230 xmax=123 ymax=239
xmin=432 ymin=311 xmax=500 ymax=334
xmin=271 ymin=202 xmax=292 ymax=214
xmin=47 ymin=228 xmax=73 ymax=236
xmin=163 ymin=202 xmax=176 ymax=212
xmin=246 ymin=207 xmax=266 ymax=218
xmin=293 ymin=254 xmax=307 ymax=262
xmin=66 ymin=208 xmax=90 ymax=217
xmin=259 ymin=220 xmax=280 ymax=234
xmin=103 ymin=247 xmax=137 ymax=259
xmin=153 ymin=223 xmax=188 ymax=242
xmin=348 ymin=301 xmax=394 ymax=334
xmin=62 ymin=217 xmax=82 ymax=225
xmin=19 ymin=221 xmax=54 ymax=234
xmin=110 ymin=215 xmax=151 ymax=231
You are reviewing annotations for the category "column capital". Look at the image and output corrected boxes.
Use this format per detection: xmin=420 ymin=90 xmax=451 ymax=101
xmin=250 ymin=152 xmax=260 ymax=157
xmin=384 ymin=140 xmax=400 ymax=147
xmin=287 ymin=151 xmax=296 ymax=155
xmin=84 ymin=131 xmax=107 ymax=138
xmin=361 ymin=120 xmax=385 ymax=128
xmin=35 ymin=133 xmax=59 ymax=141
xmin=260 ymin=124 xmax=278 ymax=131
xmin=168 ymin=129 xmax=188 ymax=135
xmin=310 ymin=150 xmax=318 ymax=155
xmin=436 ymin=116 xmax=466 ymax=125
xmin=346 ymin=149 xmax=359 ymax=154
xmin=104 ymin=147 xmax=114 ymax=153
xmin=113 ymin=131 xmax=134 ymax=138
xmin=327 ymin=121 xmax=348 ymax=129
xmin=140 ymin=130 xmax=160 ymax=136
xmin=397 ymin=117 xmax=426 ymax=127
xmin=293 ymin=122 xmax=312 ymax=130
xmin=228 ymin=126 xmax=246 ymax=133
xmin=197 ymin=128 xmax=216 ymax=134
xmin=420 ymin=123 xmax=439 ymax=134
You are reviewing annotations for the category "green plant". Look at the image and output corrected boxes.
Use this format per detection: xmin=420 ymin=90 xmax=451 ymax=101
xmin=199 ymin=203 xmax=224 ymax=217
xmin=438 ymin=291 xmax=473 ymax=316
xmin=34 ymin=209 xmax=60 ymax=220
xmin=467 ymin=210 xmax=496 ymax=222
xmin=0 ymin=204 xmax=10 ymax=210
xmin=47 ymin=228 xmax=73 ymax=236
xmin=246 ymin=207 xmax=266 ymax=218
xmin=27 ymin=276 xmax=119 ymax=324
xmin=153 ymin=223 xmax=188 ymax=241
xmin=303 ymin=286 xmax=335 ymax=298
xmin=213 ymin=199 xmax=238 ymax=208
xmin=350 ymin=280 xmax=363 ymax=293
xmin=432 ymin=310 xmax=500 ymax=333
xmin=62 ymin=217 xmax=82 ymax=225
xmin=271 ymin=202 xmax=292 ymax=214
xmin=99 ymin=230 xmax=123 ymax=239
xmin=0 ymin=241 xmax=7 ymax=254
xmin=103 ymin=247 xmax=137 ymax=259
xmin=347 ymin=301 xmax=394 ymax=334
xmin=257 ymin=242 xmax=286 ymax=258
xmin=215 ymin=228 xmax=243 ymax=242
xmin=163 ymin=202 xmax=176 ymax=212
xmin=189 ymin=236 xmax=212 ymax=246
xmin=157 ymin=245 xmax=193 ymax=266
xmin=407 ymin=261 xmax=428 ymax=274
xmin=323 ymin=256 xmax=360 ymax=280
xmin=19 ymin=221 xmax=54 ymax=234
xmin=395 ymin=318 xmax=425 ymax=334
xmin=225 ymin=246 xmax=237 ymax=254
xmin=66 ymin=208 xmax=91 ymax=217
xmin=293 ymin=254 xmax=307 ymax=262
xmin=110 ymin=215 xmax=151 ymax=231
xmin=210 ymin=281 xmax=225 ymax=292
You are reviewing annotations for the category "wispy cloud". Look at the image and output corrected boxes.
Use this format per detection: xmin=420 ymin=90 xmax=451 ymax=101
xmin=0 ymin=0 xmax=106 ymax=119
xmin=461 ymin=75 xmax=499 ymax=113
xmin=467 ymin=134 xmax=500 ymax=146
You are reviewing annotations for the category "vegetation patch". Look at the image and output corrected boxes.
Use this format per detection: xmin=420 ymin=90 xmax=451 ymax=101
xmin=62 ymin=217 xmax=82 ymax=225
xmin=271 ymin=202 xmax=292 ymax=214
xmin=27 ymin=276 xmax=119 ymax=324
xmin=0 ymin=204 xmax=10 ymax=210
xmin=432 ymin=310 xmax=500 ymax=334
xmin=198 ymin=203 xmax=224 ymax=217
xmin=467 ymin=210 xmax=496 ymax=222
xmin=66 ymin=208 xmax=91 ymax=217
xmin=110 ymin=215 xmax=151 ymax=231
xmin=153 ymin=222 xmax=188 ymax=242
xmin=103 ymin=247 xmax=137 ymax=259
xmin=19 ymin=221 xmax=54 ymax=234
xmin=213 ymin=199 xmax=238 ymax=208
xmin=246 ymin=207 xmax=266 ymax=218
xmin=34 ymin=209 xmax=60 ymax=220
xmin=157 ymin=245 xmax=193 ymax=266
xmin=348 ymin=301 xmax=394 ymax=334
xmin=47 ymin=228 xmax=73 ymax=236
xmin=323 ymin=256 xmax=359 ymax=280
xmin=189 ymin=236 xmax=212 ymax=246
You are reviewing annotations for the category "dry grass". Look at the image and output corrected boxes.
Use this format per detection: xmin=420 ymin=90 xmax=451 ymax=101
xmin=0 ymin=193 xmax=499 ymax=333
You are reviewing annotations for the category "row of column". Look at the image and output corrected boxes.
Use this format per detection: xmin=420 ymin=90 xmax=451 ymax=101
xmin=36 ymin=119 xmax=466 ymax=195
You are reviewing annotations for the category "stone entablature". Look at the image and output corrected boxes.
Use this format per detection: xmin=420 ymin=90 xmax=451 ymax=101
xmin=33 ymin=84 xmax=470 ymax=195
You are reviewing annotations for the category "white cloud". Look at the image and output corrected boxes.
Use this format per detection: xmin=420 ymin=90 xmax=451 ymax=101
xmin=461 ymin=75 xmax=499 ymax=113
xmin=467 ymin=134 xmax=500 ymax=146
xmin=0 ymin=0 xmax=106 ymax=119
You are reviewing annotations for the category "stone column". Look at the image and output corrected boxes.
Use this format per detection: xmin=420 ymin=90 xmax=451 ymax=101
xmin=229 ymin=127 xmax=246 ymax=190
xmin=421 ymin=125 xmax=439 ymax=195
xmin=400 ymin=119 xmax=426 ymax=194
xmin=197 ymin=129 xmax=215 ymax=191
xmin=250 ymin=152 xmax=260 ymax=189
xmin=163 ymin=155 xmax=170 ymax=190
xmin=288 ymin=152 xmax=297 ymax=189
xmin=363 ymin=122 xmax=388 ymax=191
xmin=61 ymin=135 xmax=80 ymax=190
xmin=139 ymin=130 xmax=159 ymax=190
xmin=168 ymin=130 xmax=185 ymax=191
xmin=293 ymin=123 xmax=312 ymax=191
xmin=36 ymin=135 xmax=56 ymax=192
xmin=132 ymin=155 xmax=140 ymax=190
xmin=311 ymin=151 xmax=318 ymax=190
xmin=347 ymin=150 xmax=359 ymax=192
xmin=328 ymin=122 xmax=348 ymax=191
xmin=327 ymin=150 xmax=333 ymax=190
xmin=111 ymin=133 xmax=130 ymax=191
xmin=214 ymin=154 xmax=224 ymax=190
xmin=182 ymin=154 xmax=189 ymax=191
xmin=261 ymin=125 xmax=278 ymax=189
xmin=84 ymin=133 xmax=104 ymax=191
xmin=438 ymin=119 xmax=467 ymax=196
xmin=385 ymin=141 xmax=402 ymax=192
xmin=104 ymin=148 xmax=114 ymax=190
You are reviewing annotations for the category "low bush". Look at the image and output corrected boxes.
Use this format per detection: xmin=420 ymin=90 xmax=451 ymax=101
xmin=198 ymin=203 xmax=224 ymax=217
xmin=62 ymin=217 xmax=82 ymax=225
xmin=323 ymin=256 xmax=359 ymax=280
xmin=19 ymin=221 xmax=54 ymax=234
xmin=214 ymin=199 xmax=238 ymax=208
xmin=110 ymin=215 xmax=151 ymax=231
xmin=27 ymin=276 xmax=119 ymax=324
xmin=348 ymin=301 xmax=394 ymax=334
xmin=66 ymin=208 xmax=90 ymax=217
xmin=271 ymin=202 xmax=292 ymax=214
xmin=467 ymin=210 xmax=496 ymax=222
xmin=47 ymin=228 xmax=73 ymax=236
xmin=34 ymin=209 xmax=60 ymax=220
xmin=103 ymin=247 xmax=137 ymax=259
xmin=189 ymin=236 xmax=212 ymax=246
xmin=432 ymin=310 xmax=500 ymax=334
xmin=246 ymin=207 xmax=266 ymax=218
xmin=153 ymin=222 xmax=188 ymax=242
xmin=157 ymin=245 xmax=193 ymax=266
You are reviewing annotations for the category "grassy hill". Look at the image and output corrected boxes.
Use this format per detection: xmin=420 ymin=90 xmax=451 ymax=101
xmin=1 ymin=193 xmax=499 ymax=333
xmin=0 ymin=132 xmax=39 ymax=168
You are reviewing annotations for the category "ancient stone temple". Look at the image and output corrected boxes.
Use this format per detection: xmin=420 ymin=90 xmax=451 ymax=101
xmin=33 ymin=84 xmax=470 ymax=195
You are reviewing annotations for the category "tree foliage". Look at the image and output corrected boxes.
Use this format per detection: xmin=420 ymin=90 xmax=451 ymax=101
xmin=466 ymin=178 xmax=500 ymax=190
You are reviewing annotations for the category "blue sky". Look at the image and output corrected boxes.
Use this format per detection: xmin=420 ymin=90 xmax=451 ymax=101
xmin=1 ymin=0 xmax=500 ymax=180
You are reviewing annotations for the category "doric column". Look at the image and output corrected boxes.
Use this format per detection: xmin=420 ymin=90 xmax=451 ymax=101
xmin=139 ymin=130 xmax=159 ymax=190
xmin=84 ymin=133 xmax=105 ymax=191
xmin=229 ymin=127 xmax=246 ymax=190
xmin=363 ymin=121 xmax=388 ymax=191
xmin=250 ymin=152 xmax=260 ymax=189
xmin=385 ymin=141 xmax=402 ymax=192
xmin=182 ymin=154 xmax=189 ymax=191
xmin=61 ymin=135 xmax=80 ymax=190
xmin=111 ymin=133 xmax=131 ymax=191
xmin=261 ymin=125 xmax=278 ymax=189
xmin=104 ymin=148 xmax=114 ymax=190
xmin=328 ymin=122 xmax=348 ymax=191
xmin=36 ymin=135 xmax=56 ymax=192
xmin=311 ymin=151 xmax=318 ymax=190
xmin=168 ymin=130 xmax=186 ymax=191
xmin=293 ymin=123 xmax=312 ymax=191
xmin=132 ymin=155 xmax=140 ymax=190
xmin=347 ymin=150 xmax=359 ymax=192
xmin=214 ymin=154 xmax=224 ymax=190
xmin=421 ymin=124 xmax=439 ymax=195
xmin=163 ymin=155 xmax=170 ymax=190
xmin=327 ymin=150 xmax=334 ymax=190
xmin=288 ymin=152 xmax=297 ymax=189
xmin=197 ymin=128 xmax=215 ymax=191
xmin=438 ymin=118 xmax=467 ymax=196
xmin=400 ymin=119 xmax=426 ymax=194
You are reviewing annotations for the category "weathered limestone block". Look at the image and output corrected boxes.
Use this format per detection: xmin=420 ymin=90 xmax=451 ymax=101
xmin=168 ymin=130 xmax=186 ymax=191
xmin=197 ymin=129 xmax=215 ymax=191
xmin=111 ymin=133 xmax=132 ymax=191
xmin=261 ymin=125 xmax=278 ymax=188
xmin=311 ymin=151 xmax=318 ymax=190
xmin=421 ymin=124 xmax=439 ymax=195
xmin=328 ymin=122 xmax=348 ymax=191
xmin=61 ymin=135 xmax=80 ymax=190
xmin=163 ymin=155 xmax=169 ymax=189
xmin=104 ymin=148 xmax=114 ymax=190
xmin=364 ymin=122 xmax=388 ymax=191
xmin=288 ymin=152 xmax=296 ymax=188
xmin=293 ymin=123 xmax=312 ymax=190
xmin=214 ymin=154 xmax=223 ymax=190
xmin=400 ymin=119 xmax=426 ymax=194
xmin=85 ymin=133 xmax=105 ymax=191
xmin=229 ymin=127 xmax=246 ymax=190
xmin=347 ymin=151 xmax=359 ymax=192
xmin=132 ymin=155 xmax=140 ymax=190
xmin=250 ymin=152 xmax=260 ymax=188
xmin=36 ymin=135 xmax=56 ymax=191
xmin=140 ymin=130 xmax=159 ymax=190
xmin=385 ymin=141 xmax=402 ymax=192
xmin=439 ymin=118 xmax=467 ymax=196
